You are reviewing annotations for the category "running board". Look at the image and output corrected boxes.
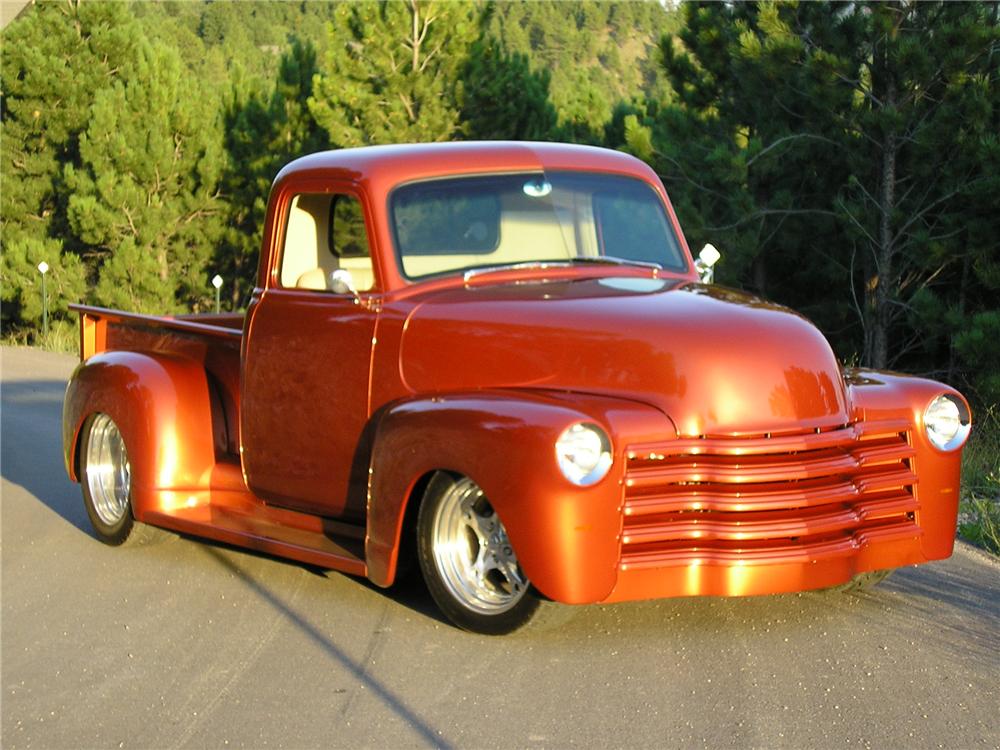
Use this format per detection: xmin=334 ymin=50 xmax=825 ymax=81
xmin=139 ymin=462 xmax=367 ymax=575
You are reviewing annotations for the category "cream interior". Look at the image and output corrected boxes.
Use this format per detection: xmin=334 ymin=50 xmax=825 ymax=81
xmin=280 ymin=194 xmax=376 ymax=292
xmin=400 ymin=190 xmax=600 ymax=278
xmin=282 ymin=189 xmax=606 ymax=287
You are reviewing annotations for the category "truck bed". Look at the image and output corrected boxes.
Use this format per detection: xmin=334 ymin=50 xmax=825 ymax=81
xmin=73 ymin=304 xmax=244 ymax=355
xmin=71 ymin=304 xmax=244 ymax=458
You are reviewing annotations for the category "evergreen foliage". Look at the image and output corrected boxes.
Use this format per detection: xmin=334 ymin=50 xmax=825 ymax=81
xmin=0 ymin=0 xmax=995 ymax=411
xmin=612 ymin=1 xmax=999 ymax=403
xmin=65 ymin=41 xmax=225 ymax=313
xmin=458 ymin=38 xmax=559 ymax=141
xmin=131 ymin=1 xmax=337 ymax=86
xmin=485 ymin=1 xmax=679 ymax=137
xmin=309 ymin=1 xmax=479 ymax=146
xmin=218 ymin=39 xmax=329 ymax=307
xmin=1 ymin=1 xmax=139 ymax=326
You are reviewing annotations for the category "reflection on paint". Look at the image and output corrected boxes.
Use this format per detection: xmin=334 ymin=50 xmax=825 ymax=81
xmin=726 ymin=559 xmax=751 ymax=596
xmin=682 ymin=417 xmax=703 ymax=437
xmin=157 ymin=424 xmax=179 ymax=489
xmin=713 ymin=376 xmax=749 ymax=427
xmin=685 ymin=558 xmax=702 ymax=595
xmin=159 ymin=490 xmax=181 ymax=512
xmin=768 ymin=366 xmax=844 ymax=420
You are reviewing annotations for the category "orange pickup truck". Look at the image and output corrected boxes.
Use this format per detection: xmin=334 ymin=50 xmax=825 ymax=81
xmin=63 ymin=142 xmax=971 ymax=634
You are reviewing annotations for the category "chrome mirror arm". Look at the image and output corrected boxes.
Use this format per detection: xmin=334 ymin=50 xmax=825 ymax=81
xmin=695 ymin=244 xmax=721 ymax=283
xmin=329 ymin=269 xmax=361 ymax=303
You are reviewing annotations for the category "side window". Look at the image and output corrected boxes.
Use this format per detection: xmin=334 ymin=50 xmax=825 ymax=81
xmin=331 ymin=194 xmax=368 ymax=258
xmin=279 ymin=193 xmax=376 ymax=292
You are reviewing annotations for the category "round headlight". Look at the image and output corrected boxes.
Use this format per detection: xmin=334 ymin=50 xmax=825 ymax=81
xmin=555 ymin=423 xmax=612 ymax=486
xmin=923 ymin=394 xmax=971 ymax=451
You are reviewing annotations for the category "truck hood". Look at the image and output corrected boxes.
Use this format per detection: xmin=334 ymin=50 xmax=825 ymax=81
xmin=398 ymin=277 xmax=849 ymax=436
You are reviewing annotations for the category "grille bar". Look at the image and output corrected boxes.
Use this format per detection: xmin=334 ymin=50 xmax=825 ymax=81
xmin=626 ymin=419 xmax=912 ymax=460
xmin=621 ymin=492 xmax=917 ymax=545
xmin=626 ymin=451 xmax=860 ymax=487
xmin=624 ymin=465 xmax=917 ymax=516
xmin=619 ymin=521 xmax=921 ymax=570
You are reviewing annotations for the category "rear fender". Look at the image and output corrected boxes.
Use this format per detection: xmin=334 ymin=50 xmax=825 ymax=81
xmin=63 ymin=351 xmax=218 ymax=521
xmin=366 ymin=390 xmax=675 ymax=604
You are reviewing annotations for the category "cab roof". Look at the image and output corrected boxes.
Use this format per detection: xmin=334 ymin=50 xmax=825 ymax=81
xmin=274 ymin=141 xmax=661 ymax=190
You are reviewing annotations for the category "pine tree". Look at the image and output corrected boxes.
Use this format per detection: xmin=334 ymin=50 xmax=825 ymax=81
xmin=644 ymin=2 xmax=860 ymax=328
xmin=839 ymin=2 xmax=999 ymax=373
xmin=0 ymin=237 xmax=88 ymax=332
xmin=643 ymin=1 xmax=998 ymax=395
xmin=484 ymin=1 xmax=680 ymax=137
xmin=1 ymin=1 xmax=139 ymax=333
xmin=64 ymin=41 xmax=225 ymax=313
xmin=218 ymin=39 xmax=329 ymax=306
xmin=458 ymin=39 xmax=559 ymax=141
xmin=308 ymin=0 xmax=480 ymax=146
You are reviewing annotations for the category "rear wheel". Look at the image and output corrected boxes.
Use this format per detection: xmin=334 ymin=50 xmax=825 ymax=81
xmin=80 ymin=413 xmax=165 ymax=546
xmin=417 ymin=473 xmax=543 ymax=634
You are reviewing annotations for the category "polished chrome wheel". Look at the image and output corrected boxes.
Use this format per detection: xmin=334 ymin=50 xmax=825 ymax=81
xmin=429 ymin=477 xmax=528 ymax=615
xmin=84 ymin=413 xmax=132 ymax=526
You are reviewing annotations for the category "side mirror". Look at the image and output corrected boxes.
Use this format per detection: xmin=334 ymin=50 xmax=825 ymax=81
xmin=329 ymin=269 xmax=360 ymax=301
xmin=695 ymin=244 xmax=721 ymax=283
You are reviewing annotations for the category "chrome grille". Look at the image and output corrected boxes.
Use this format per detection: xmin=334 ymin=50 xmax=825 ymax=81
xmin=620 ymin=421 xmax=917 ymax=570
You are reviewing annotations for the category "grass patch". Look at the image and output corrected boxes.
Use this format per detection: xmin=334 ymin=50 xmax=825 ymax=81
xmin=959 ymin=404 xmax=1000 ymax=555
xmin=2 ymin=320 xmax=78 ymax=355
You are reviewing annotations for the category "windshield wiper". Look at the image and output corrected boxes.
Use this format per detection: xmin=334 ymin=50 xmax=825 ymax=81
xmin=463 ymin=261 xmax=574 ymax=283
xmin=462 ymin=256 xmax=662 ymax=283
xmin=568 ymin=255 xmax=663 ymax=270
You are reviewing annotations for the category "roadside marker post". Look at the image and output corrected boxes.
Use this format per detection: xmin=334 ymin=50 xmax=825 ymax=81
xmin=37 ymin=261 xmax=49 ymax=337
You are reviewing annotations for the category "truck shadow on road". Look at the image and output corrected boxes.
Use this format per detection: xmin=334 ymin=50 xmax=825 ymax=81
xmin=1 ymin=376 xmax=452 ymax=627
xmin=174 ymin=526 xmax=450 ymax=626
xmin=1 ymin=378 xmax=93 ymax=534
xmin=200 ymin=544 xmax=456 ymax=749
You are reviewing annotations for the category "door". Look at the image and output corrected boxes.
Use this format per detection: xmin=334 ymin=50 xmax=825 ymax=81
xmin=241 ymin=190 xmax=379 ymax=520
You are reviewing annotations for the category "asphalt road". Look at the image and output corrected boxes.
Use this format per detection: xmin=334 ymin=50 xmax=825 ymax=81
xmin=2 ymin=345 xmax=998 ymax=750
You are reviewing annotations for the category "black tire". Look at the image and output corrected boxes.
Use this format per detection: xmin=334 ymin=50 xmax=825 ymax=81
xmin=827 ymin=569 xmax=893 ymax=593
xmin=79 ymin=413 xmax=168 ymax=547
xmin=417 ymin=472 xmax=554 ymax=635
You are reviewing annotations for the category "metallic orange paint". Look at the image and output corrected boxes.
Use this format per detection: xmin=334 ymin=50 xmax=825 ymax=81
xmin=366 ymin=390 xmax=674 ymax=601
xmin=395 ymin=280 xmax=849 ymax=436
xmin=261 ymin=143 xmax=697 ymax=294
xmin=241 ymin=288 xmax=378 ymax=519
xmin=62 ymin=142 xmax=970 ymax=610
xmin=63 ymin=349 xmax=220 ymax=516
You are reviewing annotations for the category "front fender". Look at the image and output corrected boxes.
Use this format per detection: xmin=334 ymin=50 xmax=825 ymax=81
xmin=366 ymin=389 xmax=675 ymax=604
xmin=63 ymin=351 xmax=218 ymax=521
xmin=847 ymin=369 xmax=970 ymax=561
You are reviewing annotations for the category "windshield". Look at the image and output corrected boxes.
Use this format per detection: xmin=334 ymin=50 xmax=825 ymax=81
xmin=389 ymin=171 xmax=688 ymax=280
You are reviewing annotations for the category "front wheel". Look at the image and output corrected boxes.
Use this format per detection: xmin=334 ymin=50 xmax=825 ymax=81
xmin=417 ymin=473 xmax=541 ymax=634
xmin=80 ymin=413 xmax=165 ymax=547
